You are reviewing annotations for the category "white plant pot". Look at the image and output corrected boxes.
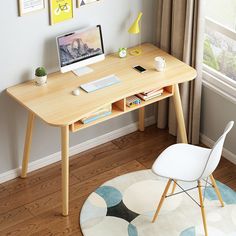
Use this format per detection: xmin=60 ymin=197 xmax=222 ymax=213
xmin=35 ymin=75 xmax=47 ymax=86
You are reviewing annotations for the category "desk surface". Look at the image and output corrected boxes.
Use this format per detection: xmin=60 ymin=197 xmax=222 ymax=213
xmin=7 ymin=43 xmax=197 ymax=126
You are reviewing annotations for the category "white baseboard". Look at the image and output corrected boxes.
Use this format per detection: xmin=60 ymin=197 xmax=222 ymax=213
xmin=0 ymin=116 xmax=156 ymax=184
xmin=200 ymin=133 xmax=236 ymax=165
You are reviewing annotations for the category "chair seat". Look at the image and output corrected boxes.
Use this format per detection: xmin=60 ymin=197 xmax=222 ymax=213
xmin=152 ymin=144 xmax=211 ymax=182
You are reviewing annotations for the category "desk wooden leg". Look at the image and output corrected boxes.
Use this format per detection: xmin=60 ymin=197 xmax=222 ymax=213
xmin=139 ymin=107 xmax=145 ymax=131
xmin=61 ymin=125 xmax=69 ymax=216
xmin=21 ymin=112 xmax=35 ymax=178
xmin=173 ymin=84 xmax=188 ymax=143
xmin=172 ymin=84 xmax=188 ymax=193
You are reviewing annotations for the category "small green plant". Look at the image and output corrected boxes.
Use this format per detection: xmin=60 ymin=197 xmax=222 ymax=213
xmin=35 ymin=67 xmax=47 ymax=77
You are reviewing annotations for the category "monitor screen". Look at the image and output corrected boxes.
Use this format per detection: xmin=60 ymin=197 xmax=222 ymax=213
xmin=56 ymin=25 xmax=104 ymax=72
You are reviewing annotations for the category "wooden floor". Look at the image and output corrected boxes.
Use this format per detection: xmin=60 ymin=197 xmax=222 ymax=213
xmin=0 ymin=125 xmax=235 ymax=235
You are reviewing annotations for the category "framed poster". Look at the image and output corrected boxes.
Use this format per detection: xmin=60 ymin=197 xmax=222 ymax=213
xmin=18 ymin=0 xmax=45 ymax=16
xmin=77 ymin=0 xmax=100 ymax=7
xmin=49 ymin=0 xmax=73 ymax=25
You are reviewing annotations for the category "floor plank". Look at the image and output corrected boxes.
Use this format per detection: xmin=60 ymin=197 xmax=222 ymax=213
xmin=71 ymin=133 xmax=174 ymax=181
xmin=112 ymin=125 xmax=169 ymax=149
xmin=0 ymin=206 xmax=33 ymax=231
xmin=0 ymin=125 xmax=235 ymax=235
xmin=25 ymin=160 xmax=144 ymax=217
xmin=2 ymin=142 xmax=119 ymax=195
xmin=0 ymin=173 xmax=78 ymax=214
xmin=0 ymin=184 xmax=9 ymax=199
xmin=1 ymin=161 xmax=144 ymax=235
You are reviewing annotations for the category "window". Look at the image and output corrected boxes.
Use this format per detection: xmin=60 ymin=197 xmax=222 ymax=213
xmin=203 ymin=0 xmax=236 ymax=103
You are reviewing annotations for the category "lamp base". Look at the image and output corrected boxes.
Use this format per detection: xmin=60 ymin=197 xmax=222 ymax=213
xmin=129 ymin=48 xmax=142 ymax=56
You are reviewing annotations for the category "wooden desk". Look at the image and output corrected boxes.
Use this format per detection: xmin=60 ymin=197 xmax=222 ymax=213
xmin=7 ymin=43 xmax=197 ymax=216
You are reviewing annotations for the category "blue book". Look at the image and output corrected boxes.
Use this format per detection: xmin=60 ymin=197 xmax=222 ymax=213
xmin=81 ymin=111 xmax=112 ymax=124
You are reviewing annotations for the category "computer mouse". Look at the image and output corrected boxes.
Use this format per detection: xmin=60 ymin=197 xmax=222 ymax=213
xmin=72 ymin=88 xmax=80 ymax=96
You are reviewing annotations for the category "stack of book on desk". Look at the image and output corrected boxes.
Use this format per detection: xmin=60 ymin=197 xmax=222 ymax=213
xmin=81 ymin=104 xmax=112 ymax=124
xmin=137 ymin=88 xmax=164 ymax=101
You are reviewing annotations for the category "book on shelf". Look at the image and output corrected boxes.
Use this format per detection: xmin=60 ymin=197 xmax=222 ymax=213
xmin=137 ymin=88 xmax=164 ymax=101
xmin=81 ymin=104 xmax=112 ymax=124
xmin=142 ymin=88 xmax=163 ymax=96
xmin=81 ymin=111 xmax=112 ymax=124
xmin=126 ymin=95 xmax=141 ymax=108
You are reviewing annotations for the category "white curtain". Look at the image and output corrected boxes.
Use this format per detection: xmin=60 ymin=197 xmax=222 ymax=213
xmin=155 ymin=0 xmax=205 ymax=144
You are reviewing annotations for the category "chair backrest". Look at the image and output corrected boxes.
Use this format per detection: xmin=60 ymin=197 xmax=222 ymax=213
xmin=201 ymin=121 xmax=234 ymax=178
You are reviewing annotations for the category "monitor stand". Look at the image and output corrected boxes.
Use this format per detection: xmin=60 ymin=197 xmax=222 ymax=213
xmin=73 ymin=66 xmax=94 ymax=77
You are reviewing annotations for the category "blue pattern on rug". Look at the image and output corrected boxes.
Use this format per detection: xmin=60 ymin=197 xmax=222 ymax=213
xmin=180 ymin=227 xmax=195 ymax=236
xmin=95 ymin=186 xmax=122 ymax=207
xmin=80 ymin=198 xmax=107 ymax=224
xmin=205 ymin=181 xmax=236 ymax=204
xmin=128 ymin=223 xmax=138 ymax=236
xmin=80 ymin=170 xmax=236 ymax=236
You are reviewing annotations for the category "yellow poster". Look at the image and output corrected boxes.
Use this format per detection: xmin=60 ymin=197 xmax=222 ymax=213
xmin=49 ymin=0 xmax=73 ymax=25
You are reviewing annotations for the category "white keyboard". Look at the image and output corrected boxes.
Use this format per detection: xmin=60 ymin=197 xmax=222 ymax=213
xmin=80 ymin=74 xmax=120 ymax=93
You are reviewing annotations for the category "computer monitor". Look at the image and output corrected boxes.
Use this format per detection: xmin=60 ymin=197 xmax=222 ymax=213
xmin=56 ymin=25 xmax=105 ymax=74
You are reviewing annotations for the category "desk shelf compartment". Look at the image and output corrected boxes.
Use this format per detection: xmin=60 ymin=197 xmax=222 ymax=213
xmin=70 ymin=99 xmax=126 ymax=132
xmin=126 ymin=85 xmax=173 ymax=112
xmin=69 ymin=86 xmax=173 ymax=132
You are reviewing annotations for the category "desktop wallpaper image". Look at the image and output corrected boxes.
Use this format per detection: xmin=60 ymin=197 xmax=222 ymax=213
xmin=58 ymin=27 xmax=103 ymax=66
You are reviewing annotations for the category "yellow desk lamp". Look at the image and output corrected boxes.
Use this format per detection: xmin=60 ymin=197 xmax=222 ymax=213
xmin=128 ymin=12 xmax=143 ymax=56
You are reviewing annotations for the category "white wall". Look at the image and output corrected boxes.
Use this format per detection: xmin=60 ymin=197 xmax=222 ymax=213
xmin=0 ymin=0 xmax=156 ymax=174
xmin=201 ymin=86 xmax=236 ymax=162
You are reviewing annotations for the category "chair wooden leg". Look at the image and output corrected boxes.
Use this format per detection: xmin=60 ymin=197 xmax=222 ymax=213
xmin=198 ymin=181 xmax=208 ymax=236
xmin=152 ymin=179 xmax=172 ymax=223
xmin=171 ymin=181 xmax=177 ymax=194
xmin=210 ymin=175 xmax=224 ymax=207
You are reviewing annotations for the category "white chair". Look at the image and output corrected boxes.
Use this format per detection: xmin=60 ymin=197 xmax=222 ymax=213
xmin=151 ymin=121 xmax=234 ymax=236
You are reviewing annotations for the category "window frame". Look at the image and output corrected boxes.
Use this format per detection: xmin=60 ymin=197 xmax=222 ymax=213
xmin=202 ymin=17 xmax=236 ymax=104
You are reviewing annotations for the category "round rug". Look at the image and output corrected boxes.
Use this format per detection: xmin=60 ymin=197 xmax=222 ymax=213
xmin=80 ymin=170 xmax=236 ymax=236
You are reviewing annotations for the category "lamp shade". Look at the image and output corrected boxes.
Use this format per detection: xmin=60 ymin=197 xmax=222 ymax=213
xmin=128 ymin=12 xmax=143 ymax=34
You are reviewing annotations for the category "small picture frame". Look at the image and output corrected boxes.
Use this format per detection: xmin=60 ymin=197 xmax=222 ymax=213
xmin=18 ymin=0 xmax=45 ymax=16
xmin=77 ymin=0 xmax=100 ymax=7
xmin=49 ymin=0 xmax=73 ymax=25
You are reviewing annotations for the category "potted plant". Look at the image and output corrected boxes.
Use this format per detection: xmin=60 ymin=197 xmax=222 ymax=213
xmin=35 ymin=67 xmax=47 ymax=86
